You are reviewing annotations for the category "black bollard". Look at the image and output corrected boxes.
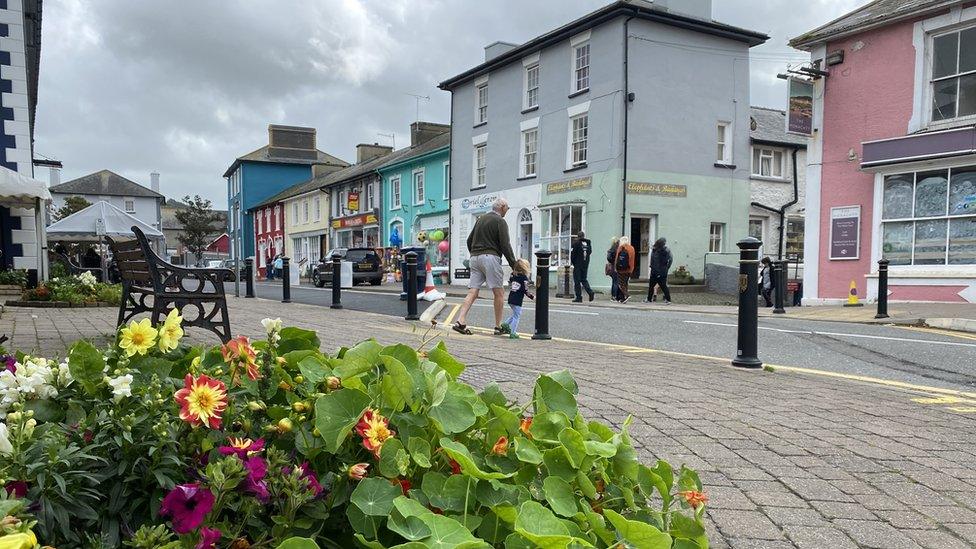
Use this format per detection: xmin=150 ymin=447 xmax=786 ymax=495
xmin=405 ymin=252 xmax=419 ymax=320
xmin=732 ymin=237 xmax=762 ymax=369
xmin=281 ymin=257 xmax=291 ymax=303
xmin=244 ymin=258 xmax=255 ymax=298
xmin=533 ymin=251 xmax=552 ymax=340
xmin=330 ymin=255 xmax=343 ymax=310
xmin=772 ymin=260 xmax=786 ymax=314
xmin=875 ymin=259 xmax=889 ymax=319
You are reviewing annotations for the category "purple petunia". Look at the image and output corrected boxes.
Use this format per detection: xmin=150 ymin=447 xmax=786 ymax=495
xmin=242 ymin=456 xmax=269 ymax=502
xmin=2 ymin=355 xmax=15 ymax=374
xmin=196 ymin=527 xmax=221 ymax=549
xmin=159 ymin=482 xmax=215 ymax=534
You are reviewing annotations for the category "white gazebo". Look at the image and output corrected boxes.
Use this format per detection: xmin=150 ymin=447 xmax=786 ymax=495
xmin=0 ymin=166 xmax=52 ymax=280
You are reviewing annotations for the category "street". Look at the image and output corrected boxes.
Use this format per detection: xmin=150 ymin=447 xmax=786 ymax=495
xmin=250 ymin=282 xmax=976 ymax=392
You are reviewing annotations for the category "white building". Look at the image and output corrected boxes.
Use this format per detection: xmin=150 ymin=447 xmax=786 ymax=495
xmin=49 ymin=170 xmax=165 ymax=236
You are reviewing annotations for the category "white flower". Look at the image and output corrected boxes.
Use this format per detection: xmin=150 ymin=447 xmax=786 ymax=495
xmin=78 ymin=271 xmax=98 ymax=287
xmin=261 ymin=318 xmax=283 ymax=343
xmin=0 ymin=422 xmax=11 ymax=455
xmin=57 ymin=361 xmax=74 ymax=387
xmin=107 ymin=374 xmax=133 ymax=400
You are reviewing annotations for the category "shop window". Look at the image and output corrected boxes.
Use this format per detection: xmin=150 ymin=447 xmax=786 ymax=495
xmin=541 ymin=205 xmax=584 ymax=267
xmin=786 ymin=217 xmax=804 ymax=261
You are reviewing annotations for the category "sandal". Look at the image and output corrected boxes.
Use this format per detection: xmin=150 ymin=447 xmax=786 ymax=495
xmin=452 ymin=322 xmax=473 ymax=335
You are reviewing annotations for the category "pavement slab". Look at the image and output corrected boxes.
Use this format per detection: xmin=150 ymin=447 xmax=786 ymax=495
xmin=2 ymin=297 xmax=976 ymax=548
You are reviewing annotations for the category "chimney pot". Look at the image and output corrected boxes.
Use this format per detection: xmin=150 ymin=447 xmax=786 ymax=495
xmin=410 ymin=121 xmax=451 ymax=147
xmin=356 ymin=143 xmax=394 ymax=164
xmin=150 ymin=172 xmax=160 ymax=193
xmin=49 ymin=167 xmax=60 ymax=188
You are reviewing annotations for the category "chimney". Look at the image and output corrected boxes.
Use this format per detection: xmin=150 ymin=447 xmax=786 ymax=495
xmin=150 ymin=172 xmax=160 ymax=193
xmin=356 ymin=143 xmax=394 ymax=164
xmin=410 ymin=122 xmax=450 ymax=147
xmin=650 ymin=0 xmax=712 ymax=20
xmin=267 ymin=125 xmax=317 ymax=160
xmin=484 ymin=41 xmax=518 ymax=62
xmin=49 ymin=167 xmax=60 ymax=187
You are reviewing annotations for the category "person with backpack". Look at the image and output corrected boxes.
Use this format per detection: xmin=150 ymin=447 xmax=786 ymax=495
xmin=571 ymin=231 xmax=595 ymax=303
xmin=760 ymin=257 xmax=774 ymax=307
xmin=606 ymin=237 xmax=621 ymax=302
xmin=614 ymin=236 xmax=636 ymax=303
xmin=645 ymin=238 xmax=673 ymax=304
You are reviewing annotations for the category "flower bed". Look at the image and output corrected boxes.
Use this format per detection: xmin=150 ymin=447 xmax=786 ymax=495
xmin=0 ymin=313 xmax=709 ymax=548
xmin=12 ymin=272 xmax=121 ymax=308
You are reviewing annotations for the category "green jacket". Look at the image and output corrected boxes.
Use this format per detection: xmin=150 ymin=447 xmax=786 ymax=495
xmin=466 ymin=212 xmax=518 ymax=266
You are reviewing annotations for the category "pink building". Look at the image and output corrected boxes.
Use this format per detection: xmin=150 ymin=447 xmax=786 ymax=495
xmin=792 ymin=0 xmax=976 ymax=304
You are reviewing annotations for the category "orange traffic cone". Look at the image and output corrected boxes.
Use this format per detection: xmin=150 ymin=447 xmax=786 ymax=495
xmin=423 ymin=261 xmax=437 ymax=294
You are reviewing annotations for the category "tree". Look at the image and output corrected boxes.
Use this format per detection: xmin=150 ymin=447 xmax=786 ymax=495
xmin=174 ymin=195 xmax=224 ymax=266
xmin=53 ymin=196 xmax=91 ymax=221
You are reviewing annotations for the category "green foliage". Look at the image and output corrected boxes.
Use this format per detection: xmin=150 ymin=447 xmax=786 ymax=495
xmin=0 ymin=269 xmax=28 ymax=287
xmin=173 ymin=195 xmax=225 ymax=265
xmin=53 ymin=195 xmax=92 ymax=221
xmin=22 ymin=272 xmax=121 ymax=305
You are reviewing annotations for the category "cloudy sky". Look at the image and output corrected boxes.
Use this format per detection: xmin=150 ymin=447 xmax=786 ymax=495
xmin=34 ymin=0 xmax=862 ymax=206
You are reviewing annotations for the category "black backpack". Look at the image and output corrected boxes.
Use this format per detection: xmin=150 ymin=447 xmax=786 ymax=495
xmin=615 ymin=247 xmax=630 ymax=271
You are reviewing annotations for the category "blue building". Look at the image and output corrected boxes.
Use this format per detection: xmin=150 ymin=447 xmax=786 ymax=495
xmin=224 ymin=125 xmax=348 ymax=263
xmin=377 ymin=123 xmax=450 ymax=272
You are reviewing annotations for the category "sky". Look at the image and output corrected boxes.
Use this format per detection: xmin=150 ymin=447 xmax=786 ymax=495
xmin=34 ymin=0 xmax=863 ymax=206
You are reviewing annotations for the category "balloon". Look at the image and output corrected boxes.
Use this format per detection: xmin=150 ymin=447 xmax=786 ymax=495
xmin=430 ymin=230 xmax=445 ymax=242
xmin=438 ymin=240 xmax=450 ymax=253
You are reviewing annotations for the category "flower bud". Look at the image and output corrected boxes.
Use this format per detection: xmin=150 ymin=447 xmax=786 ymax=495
xmin=276 ymin=356 xmax=287 ymax=366
xmin=294 ymin=375 xmax=304 ymax=384
xmin=278 ymin=381 xmax=292 ymax=391
xmin=312 ymin=427 xmax=321 ymax=437
xmin=292 ymin=402 xmax=307 ymax=413
xmin=247 ymin=401 xmax=266 ymax=411
xmin=326 ymin=377 xmax=342 ymax=391
xmin=277 ymin=418 xmax=294 ymax=433
xmin=348 ymin=463 xmax=369 ymax=481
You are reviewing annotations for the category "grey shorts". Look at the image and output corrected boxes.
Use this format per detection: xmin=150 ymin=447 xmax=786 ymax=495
xmin=468 ymin=254 xmax=504 ymax=289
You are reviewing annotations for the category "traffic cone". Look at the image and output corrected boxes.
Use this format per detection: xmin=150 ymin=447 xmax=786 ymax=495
xmin=844 ymin=279 xmax=863 ymax=307
xmin=421 ymin=261 xmax=445 ymax=301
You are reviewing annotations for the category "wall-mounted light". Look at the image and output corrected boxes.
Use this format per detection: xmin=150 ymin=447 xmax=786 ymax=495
xmin=826 ymin=50 xmax=845 ymax=66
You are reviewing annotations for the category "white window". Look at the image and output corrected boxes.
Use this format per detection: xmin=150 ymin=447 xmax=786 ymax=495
xmin=881 ymin=166 xmax=976 ymax=266
xmin=303 ymin=199 xmax=309 ymax=223
xmin=473 ymin=144 xmax=487 ymax=189
xmin=748 ymin=217 xmax=765 ymax=242
xmin=717 ymin=123 xmax=732 ymax=164
xmin=751 ymin=147 xmax=785 ymax=178
xmin=366 ymin=183 xmax=375 ymax=210
xmin=525 ymin=63 xmax=540 ymax=109
xmin=443 ymin=162 xmax=450 ymax=200
xmin=573 ymin=42 xmax=590 ymax=93
xmin=930 ymin=26 xmax=976 ymax=122
xmin=709 ymin=223 xmax=725 ymax=253
xmin=124 ymin=198 xmax=135 ymax=213
xmin=264 ymin=209 xmax=271 ymax=233
xmin=338 ymin=190 xmax=347 ymax=216
xmin=314 ymin=196 xmax=321 ymax=221
xmin=413 ymin=170 xmax=425 ymax=206
xmin=476 ymin=83 xmax=488 ymax=124
xmin=570 ymin=114 xmax=588 ymax=167
xmin=292 ymin=202 xmax=299 ymax=226
xmin=541 ymin=205 xmax=584 ymax=267
xmin=391 ymin=176 xmax=401 ymax=209
xmin=274 ymin=205 xmax=281 ymax=230
xmin=521 ymin=128 xmax=538 ymax=177
xmin=256 ymin=211 xmax=263 ymax=234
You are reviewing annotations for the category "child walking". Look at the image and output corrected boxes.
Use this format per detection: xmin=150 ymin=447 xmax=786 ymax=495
xmin=501 ymin=259 xmax=534 ymax=339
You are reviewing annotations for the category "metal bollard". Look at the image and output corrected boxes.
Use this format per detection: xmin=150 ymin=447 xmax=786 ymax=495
xmin=875 ymin=259 xmax=889 ymax=319
xmin=281 ymin=257 xmax=291 ymax=304
xmin=244 ymin=258 xmax=255 ymax=298
xmin=405 ymin=252 xmax=419 ymax=320
xmin=732 ymin=238 xmax=762 ymax=369
xmin=772 ymin=260 xmax=786 ymax=314
xmin=533 ymin=251 xmax=552 ymax=340
xmin=330 ymin=255 xmax=343 ymax=310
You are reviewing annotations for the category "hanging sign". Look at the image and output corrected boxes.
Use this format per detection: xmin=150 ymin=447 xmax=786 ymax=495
xmin=347 ymin=191 xmax=360 ymax=212
xmin=829 ymin=205 xmax=860 ymax=260
xmin=787 ymin=77 xmax=814 ymax=136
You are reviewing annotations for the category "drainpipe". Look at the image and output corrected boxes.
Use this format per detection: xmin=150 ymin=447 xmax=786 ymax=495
xmin=620 ymin=13 xmax=637 ymax=236
xmin=750 ymin=146 xmax=800 ymax=259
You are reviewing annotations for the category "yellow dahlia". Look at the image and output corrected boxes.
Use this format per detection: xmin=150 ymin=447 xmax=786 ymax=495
xmin=355 ymin=409 xmax=395 ymax=458
xmin=118 ymin=318 xmax=158 ymax=357
xmin=157 ymin=308 xmax=184 ymax=352
xmin=174 ymin=374 xmax=228 ymax=429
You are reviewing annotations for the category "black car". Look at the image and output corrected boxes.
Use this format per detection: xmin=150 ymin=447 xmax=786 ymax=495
xmin=313 ymin=248 xmax=383 ymax=287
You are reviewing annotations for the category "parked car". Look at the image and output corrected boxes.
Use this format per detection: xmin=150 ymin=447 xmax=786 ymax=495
xmin=313 ymin=248 xmax=383 ymax=287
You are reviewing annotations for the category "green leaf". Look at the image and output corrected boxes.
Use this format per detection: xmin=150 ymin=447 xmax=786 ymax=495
xmin=638 ymin=465 xmax=671 ymax=510
xmin=542 ymin=477 xmax=577 ymax=518
xmin=557 ymin=428 xmax=587 ymax=468
xmin=278 ymin=327 xmax=321 ymax=353
xmin=514 ymin=438 xmax=543 ymax=465
xmin=380 ymin=343 xmax=421 ymax=372
xmin=298 ymin=354 xmax=332 ymax=386
xmin=68 ymin=339 xmax=105 ymax=394
xmin=490 ymin=405 xmax=520 ymax=436
xmin=351 ymin=477 xmax=402 ymax=517
xmin=576 ymin=471 xmax=597 ymax=500
xmin=347 ymin=503 xmax=383 ymax=538
xmin=276 ymin=538 xmax=321 ymax=549
xmin=420 ymin=513 xmax=488 ymax=548
xmin=408 ymin=437 xmax=432 ymax=468
xmin=429 ymin=384 xmax=479 ymax=434
xmin=379 ymin=438 xmax=411 ymax=478
xmin=533 ymin=375 xmax=578 ymax=418
xmin=476 ymin=481 xmax=526 ymax=509
xmin=480 ymin=383 xmax=508 ymax=408
xmin=477 ymin=510 xmax=513 ymax=545
xmin=545 ymin=370 xmax=578 ymax=395
xmin=515 ymin=501 xmax=570 ymax=537
xmin=422 ymin=472 xmax=472 ymax=513
xmin=670 ymin=513 xmax=708 ymax=549
xmin=313 ymin=388 xmax=372 ymax=453
xmin=587 ymin=421 xmax=615 ymax=441
xmin=426 ymin=369 xmax=449 ymax=407
xmin=333 ymin=339 xmax=383 ymax=379
xmin=612 ymin=434 xmax=639 ymax=482
xmin=388 ymin=497 xmax=433 ymax=541
xmin=583 ymin=439 xmax=618 ymax=458
xmin=428 ymin=341 xmax=465 ymax=378
xmin=604 ymin=509 xmax=672 ymax=549
xmin=529 ymin=412 xmax=571 ymax=443
xmin=130 ymin=356 xmax=173 ymax=380
xmin=24 ymin=399 xmax=62 ymax=422
xmin=439 ymin=438 xmax=514 ymax=480
xmin=380 ymin=355 xmax=417 ymax=410
xmin=543 ymin=447 xmax=577 ymax=480
xmin=678 ymin=465 xmax=703 ymax=493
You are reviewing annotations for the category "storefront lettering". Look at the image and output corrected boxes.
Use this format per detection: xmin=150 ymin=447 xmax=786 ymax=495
xmin=460 ymin=194 xmax=499 ymax=213
xmin=546 ymin=176 xmax=592 ymax=195
xmin=332 ymin=213 xmax=378 ymax=229
xmin=626 ymin=182 xmax=687 ymax=198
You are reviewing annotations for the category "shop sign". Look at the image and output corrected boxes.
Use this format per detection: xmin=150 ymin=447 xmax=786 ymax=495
xmin=546 ymin=176 xmax=592 ymax=195
xmin=332 ymin=213 xmax=377 ymax=230
xmin=347 ymin=191 xmax=360 ymax=212
xmin=459 ymin=193 xmax=499 ymax=213
xmin=829 ymin=206 xmax=860 ymax=260
xmin=626 ymin=182 xmax=687 ymax=198
xmin=787 ymin=77 xmax=814 ymax=136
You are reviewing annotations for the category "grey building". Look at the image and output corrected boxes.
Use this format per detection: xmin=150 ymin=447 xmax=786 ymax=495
xmin=49 ymin=170 xmax=166 ymax=234
xmin=439 ymin=0 xmax=767 ymax=285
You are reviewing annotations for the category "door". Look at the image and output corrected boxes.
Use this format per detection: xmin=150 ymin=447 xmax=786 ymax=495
xmin=518 ymin=209 xmax=533 ymax=262
xmin=630 ymin=215 xmax=657 ymax=278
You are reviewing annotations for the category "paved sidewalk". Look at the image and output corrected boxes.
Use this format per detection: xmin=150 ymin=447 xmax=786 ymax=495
xmin=2 ymin=299 xmax=976 ymax=548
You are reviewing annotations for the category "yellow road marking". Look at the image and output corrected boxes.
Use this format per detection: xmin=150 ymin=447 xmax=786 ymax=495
xmin=443 ymin=304 xmax=460 ymax=326
xmin=896 ymin=325 xmax=976 ymax=342
xmin=947 ymin=407 xmax=976 ymax=413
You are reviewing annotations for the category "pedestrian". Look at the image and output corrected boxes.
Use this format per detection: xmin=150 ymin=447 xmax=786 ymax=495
xmin=273 ymin=254 xmax=283 ymax=281
xmin=453 ymin=198 xmax=519 ymax=336
xmin=760 ymin=257 xmax=774 ymax=307
xmin=606 ymin=237 xmax=621 ymax=302
xmin=645 ymin=238 xmax=673 ymax=304
xmin=571 ymin=231 xmax=595 ymax=303
xmin=501 ymin=259 xmax=534 ymax=339
xmin=266 ymin=254 xmax=274 ymax=280
xmin=614 ymin=236 xmax=636 ymax=303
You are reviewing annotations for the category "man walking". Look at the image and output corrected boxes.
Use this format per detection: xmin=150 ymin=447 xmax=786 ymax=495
xmin=614 ymin=236 xmax=636 ymax=303
xmin=453 ymin=198 xmax=519 ymax=335
xmin=646 ymin=238 xmax=673 ymax=304
xmin=571 ymin=231 xmax=595 ymax=302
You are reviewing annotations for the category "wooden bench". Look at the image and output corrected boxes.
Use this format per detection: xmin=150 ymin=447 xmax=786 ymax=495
xmin=107 ymin=226 xmax=236 ymax=343
xmin=49 ymin=250 xmax=103 ymax=279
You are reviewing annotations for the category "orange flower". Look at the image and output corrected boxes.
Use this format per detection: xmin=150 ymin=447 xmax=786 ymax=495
xmin=174 ymin=374 xmax=228 ymax=429
xmin=221 ymin=336 xmax=260 ymax=384
xmin=679 ymin=490 xmax=708 ymax=509
xmin=491 ymin=436 xmax=509 ymax=456
xmin=355 ymin=409 xmax=395 ymax=458
xmin=395 ymin=478 xmax=411 ymax=495
xmin=519 ymin=417 xmax=533 ymax=438
xmin=348 ymin=463 xmax=369 ymax=481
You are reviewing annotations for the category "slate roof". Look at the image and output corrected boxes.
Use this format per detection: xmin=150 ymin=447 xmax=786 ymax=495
xmin=790 ymin=0 xmax=958 ymax=49
xmin=50 ymin=170 xmax=164 ymax=199
xmin=750 ymin=107 xmax=808 ymax=147
xmin=222 ymin=145 xmax=350 ymax=178
xmin=439 ymin=0 xmax=767 ymax=90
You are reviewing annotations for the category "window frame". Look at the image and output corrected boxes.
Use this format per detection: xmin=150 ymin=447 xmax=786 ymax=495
xmin=751 ymin=146 xmax=785 ymax=179
xmin=123 ymin=198 xmax=135 ymax=213
xmin=709 ymin=222 xmax=725 ymax=253
xmin=524 ymin=62 xmax=540 ymax=110
xmin=292 ymin=202 xmax=299 ymax=226
xmin=540 ymin=204 xmax=586 ymax=267
xmin=366 ymin=183 xmax=375 ymax=210
xmin=313 ymin=196 xmax=321 ymax=222
xmin=716 ymin=122 xmax=732 ymax=165
xmin=476 ymin=83 xmax=488 ymax=125
xmin=927 ymin=23 xmax=976 ymax=125
xmin=413 ymin=168 xmax=426 ymax=206
xmin=569 ymin=114 xmax=589 ymax=168
xmin=303 ymin=199 xmax=309 ymax=224
xmin=572 ymin=42 xmax=590 ymax=94
xmin=391 ymin=175 xmax=402 ymax=210
xmin=473 ymin=144 xmax=487 ymax=190
xmin=521 ymin=128 xmax=539 ymax=178
xmin=274 ymin=205 xmax=281 ymax=230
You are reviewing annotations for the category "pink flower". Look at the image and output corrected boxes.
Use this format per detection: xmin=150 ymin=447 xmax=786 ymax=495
xmin=159 ymin=482 xmax=215 ymax=534
xmin=4 ymin=481 xmax=27 ymax=498
xmin=2 ymin=355 xmax=15 ymax=373
xmin=218 ymin=437 xmax=265 ymax=459
xmin=197 ymin=527 xmax=222 ymax=549
xmin=243 ymin=456 xmax=269 ymax=502
xmin=286 ymin=462 xmax=323 ymax=497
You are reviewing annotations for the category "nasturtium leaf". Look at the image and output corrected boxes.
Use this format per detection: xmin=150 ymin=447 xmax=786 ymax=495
xmin=638 ymin=465 xmax=671 ymax=509
xmin=584 ymin=509 xmax=616 ymax=546
xmin=533 ymin=375 xmax=578 ymax=418
xmin=313 ymin=388 xmax=371 ymax=453
xmin=420 ymin=513 xmax=488 ymax=548
xmin=543 ymin=447 xmax=577 ymax=480
xmin=542 ymin=477 xmax=578 ymax=518
xmin=422 ymin=472 xmax=472 ymax=512
xmin=297 ymin=354 xmax=331 ymax=386
xmin=678 ymin=465 xmax=703 ymax=492
xmin=379 ymin=438 xmax=410 ymax=478
xmin=275 ymin=537 xmax=320 ymax=549
xmin=576 ymin=471 xmax=597 ymax=500
xmin=477 ymin=509 xmax=513 ymax=545
xmin=476 ymin=481 xmax=524 ymax=508
xmin=529 ymin=412 xmax=571 ymax=443
xmin=429 ymin=385 xmax=479 ymax=434
xmin=480 ymin=382 xmax=508 ymax=408
xmin=612 ymin=434 xmax=640 ymax=481
xmin=558 ymin=428 xmax=587 ymax=468
xmin=503 ymin=533 xmax=535 ymax=549
xmin=353 ymin=535 xmax=385 ymax=549
xmin=546 ymin=370 xmax=578 ymax=395
xmin=388 ymin=502 xmax=432 ymax=541
xmin=380 ymin=343 xmax=421 ymax=372
xmin=439 ymin=438 xmax=514 ymax=480
xmin=408 ymin=437 xmax=432 ymax=468
xmin=583 ymin=439 xmax=618 ymax=458
xmin=587 ymin=421 xmax=615 ymax=442
xmin=426 ymin=368 xmax=449 ymax=407
xmin=669 ymin=513 xmax=707 ymax=549
xmin=281 ymin=349 xmax=316 ymax=368
xmin=604 ymin=509 xmax=672 ymax=549
xmin=515 ymin=501 xmax=570 ymax=537
xmin=351 ymin=477 xmax=401 ymax=517
xmin=514 ymin=437 xmax=543 ymax=465
xmin=277 ymin=326 xmax=320 ymax=353
xmin=346 ymin=503 xmax=383 ymax=538
xmin=67 ymin=339 xmax=105 ymax=394
xmin=490 ymin=405 xmax=520 ymax=436
xmin=449 ymin=513 xmax=483 ymax=533
xmin=428 ymin=341 xmax=465 ymax=378
xmin=673 ymin=539 xmax=707 ymax=549
xmin=345 ymin=338 xmax=383 ymax=364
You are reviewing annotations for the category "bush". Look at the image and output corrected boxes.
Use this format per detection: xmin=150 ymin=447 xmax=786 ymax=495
xmin=0 ymin=270 xmax=28 ymax=287
xmin=0 ymin=315 xmax=709 ymax=548
xmin=19 ymin=272 xmax=121 ymax=305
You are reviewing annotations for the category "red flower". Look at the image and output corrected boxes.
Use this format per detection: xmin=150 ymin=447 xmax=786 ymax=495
xmin=519 ymin=417 xmax=533 ymax=438
xmin=679 ymin=490 xmax=708 ymax=509
xmin=448 ymin=459 xmax=462 ymax=475
xmin=197 ymin=527 xmax=222 ymax=549
xmin=395 ymin=478 xmax=412 ymax=495
xmin=174 ymin=374 xmax=228 ymax=429
xmin=491 ymin=436 xmax=509 ymax=456
xmin=4 ymin=481 xmax=27 ymax=498
xmin=355 ymin=409 xmax=395 ymax=458
xmin=348 ymin=463 xmax=369 ymax=481
xmin=219 ymin=437 xmax=265 ymax=459
xmin=159 ymin=482 xmax=215 ymax=534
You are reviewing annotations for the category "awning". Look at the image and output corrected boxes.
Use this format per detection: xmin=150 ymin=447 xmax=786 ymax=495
xmin=0 ymin=166 xmax=51 ymax=207
xmin=47 ymin=200 xmax=164 ymax=241
xmin=862 ymin=127 xmax=976 ymax=169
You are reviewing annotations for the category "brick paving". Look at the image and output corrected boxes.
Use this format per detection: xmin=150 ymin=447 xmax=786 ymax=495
xmin=2 ymin=297 xmax=976 ymax=548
